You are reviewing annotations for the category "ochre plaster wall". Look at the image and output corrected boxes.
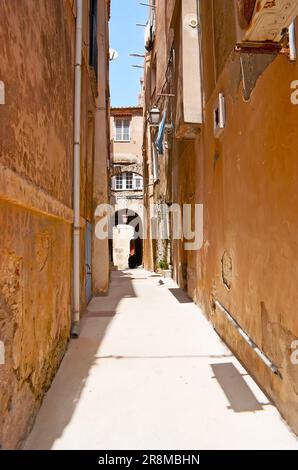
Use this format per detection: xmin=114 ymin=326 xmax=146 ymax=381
xmin=0 ymin=0 xmax=110 ymax=447
xmin=143 ymin=0 xmax=298 ymax=434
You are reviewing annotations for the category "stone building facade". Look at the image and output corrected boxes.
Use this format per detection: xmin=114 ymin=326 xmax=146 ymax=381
xmin=0 ymin=0 xmax=110 ymax=448
xmin=110 ymin=107 xmax=144 ymax=269
xmin=143 ymin=0 xmax=298 ymax=434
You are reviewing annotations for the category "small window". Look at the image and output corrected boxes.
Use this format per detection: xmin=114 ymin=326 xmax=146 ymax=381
xmin=112 ymin=173 xmax=143 ymax=191
xmin=214 ymin=93 xmax=226 ymax=137
xmin=126 ymin=173 xmax=133 ymax=190
xmin=115 ymin=119 xmax=130 ymax=141
xmin=116 ymin=175 xmax=123 ymax=190
xmin=135 ymin=178 xmax=142 ymax=189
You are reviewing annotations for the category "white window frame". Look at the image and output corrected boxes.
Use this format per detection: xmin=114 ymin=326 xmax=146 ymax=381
xmin=213 ymin=93 xmax=226 ymax=138
xmin=112 ymin=173 xmax=143 ymax=191
xmin=114 ymin=118 xmax=131 ymax=142
xmin=126 ymin=172 xmax=133 ymax=190
xmin=115 ymin=174 xmax=123 ymax=190
xmin=134 ymin=175 xmax=143 ymax=190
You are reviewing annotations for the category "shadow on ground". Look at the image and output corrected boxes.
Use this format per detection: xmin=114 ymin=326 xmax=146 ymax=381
xmin=211 ymin=363 xmax=269 ymax=412
xmin=168 ymin=288 xmax=193 ymax=304
xmin=24 ymin=270 xmax=136 ymax=450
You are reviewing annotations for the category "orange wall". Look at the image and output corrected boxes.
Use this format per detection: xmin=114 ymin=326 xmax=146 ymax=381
xmin=0 ymin=0 xmax=110 ymax=447
xmin=143 ymin=0 xmax=298 ymax=434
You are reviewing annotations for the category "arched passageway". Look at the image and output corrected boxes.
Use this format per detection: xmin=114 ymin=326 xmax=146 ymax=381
xmin=110 ymin=209 xmax=143 ymax=270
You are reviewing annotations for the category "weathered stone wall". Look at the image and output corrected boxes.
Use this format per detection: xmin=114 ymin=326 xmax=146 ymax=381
xmin=0 ymin=0 xmax=75 ymax=448
xmin=0 ymin=0 xmax=110 ymax=448
xmin=0 ymin=202 xmax=71 ymax=449
xmin=0 ymin=0 xmax=74 ymax=206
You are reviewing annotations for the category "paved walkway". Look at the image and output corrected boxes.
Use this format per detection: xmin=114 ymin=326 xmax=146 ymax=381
xmin=25 ymin=270 xmax=298 ymax=450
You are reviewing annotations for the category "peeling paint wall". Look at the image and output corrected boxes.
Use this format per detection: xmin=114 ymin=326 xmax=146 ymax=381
xmin=0 ymin=0 xmax=110 ymax=448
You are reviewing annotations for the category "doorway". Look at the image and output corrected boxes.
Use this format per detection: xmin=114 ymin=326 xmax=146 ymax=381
xmin=111 ymin=209 xmax=143 ymax=270
xmin=85 ymin=221 xmax=92 ymax=304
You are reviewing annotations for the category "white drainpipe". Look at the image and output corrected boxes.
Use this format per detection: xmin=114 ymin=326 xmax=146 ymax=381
xmin=72 ymin=0 xmax=83 ymax=338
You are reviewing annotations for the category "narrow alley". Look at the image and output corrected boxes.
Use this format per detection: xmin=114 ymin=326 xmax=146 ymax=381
xmin=25 ymin=270 xmax=298 ymax=450
xmin=2 ymin=0 xmax=298 ymax=456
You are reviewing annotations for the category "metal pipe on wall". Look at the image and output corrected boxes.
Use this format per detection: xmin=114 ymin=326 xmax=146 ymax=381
xmin=289 ymin=21 xmax=297 ymax=62
xmin=214 ymin=300 xmax=280 ymax=376
xmin=72 ymin=0 xmax=83 ymax=338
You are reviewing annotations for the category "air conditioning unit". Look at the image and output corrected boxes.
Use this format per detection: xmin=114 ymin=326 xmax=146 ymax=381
xmin=235 ymin=0 xmax=298 ymax=45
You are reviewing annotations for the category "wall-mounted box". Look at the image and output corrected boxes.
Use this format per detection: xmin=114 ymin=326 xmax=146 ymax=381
xmin=236 ymin=0 xmax=298 ymax=44
xmin=171 ymin=0 xmax=203 ymax=140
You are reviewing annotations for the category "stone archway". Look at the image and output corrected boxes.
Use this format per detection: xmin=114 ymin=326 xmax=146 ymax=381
xmin=110 ymin=163 xmax=143 ymax=178
xmin=110 ymin=209 xmax=143 ymax=270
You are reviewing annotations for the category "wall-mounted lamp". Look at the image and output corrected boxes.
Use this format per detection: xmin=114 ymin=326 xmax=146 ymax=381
xmin=149 ymin=106 xmax=161 ymax=125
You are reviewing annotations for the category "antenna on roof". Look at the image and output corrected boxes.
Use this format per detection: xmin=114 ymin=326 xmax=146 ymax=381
xmin=140 ymin=2 xmax=156 ymax=7
xmin=130 ymin=53 xmax=146 ymax=58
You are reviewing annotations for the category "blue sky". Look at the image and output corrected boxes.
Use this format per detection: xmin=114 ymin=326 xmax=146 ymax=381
xmin=109 ymin=0 xmax=147 ymax=107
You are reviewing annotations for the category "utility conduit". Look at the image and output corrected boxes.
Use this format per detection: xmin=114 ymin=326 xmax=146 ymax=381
xmin=72 ymin=0 xmax=83 ymax=338
xmin=213 ymin=299 xmax=280 ymax=377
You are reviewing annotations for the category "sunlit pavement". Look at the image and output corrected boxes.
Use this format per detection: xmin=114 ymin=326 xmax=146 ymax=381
xmin=25 ymin=270 xmax=298 ymax=450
